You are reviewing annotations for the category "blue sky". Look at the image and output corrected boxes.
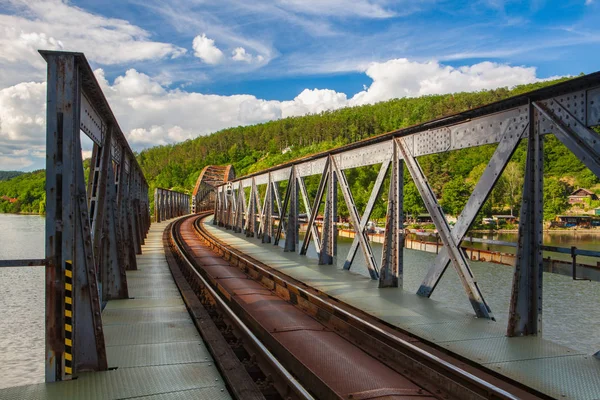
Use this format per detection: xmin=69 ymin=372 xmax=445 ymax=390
xmin=0 ymin=0 xmax=599 ymax=170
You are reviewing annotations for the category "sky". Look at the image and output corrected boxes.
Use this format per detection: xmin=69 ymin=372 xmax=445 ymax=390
xmin=0 ymin=0 xmax=599 ymax=171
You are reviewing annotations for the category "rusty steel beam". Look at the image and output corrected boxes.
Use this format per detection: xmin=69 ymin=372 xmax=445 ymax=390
xmin=40 ymin=50 xmax=150 ymax=381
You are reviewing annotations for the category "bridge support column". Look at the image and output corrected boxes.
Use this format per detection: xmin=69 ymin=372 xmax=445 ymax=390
xmin=319 ymin=158 xmax=337 ymax=264
xmin=379 ymin=143 xmax=403 ymax=288
xmin=284 ymin=167 xmax=299 ymax=252
xmin=508 ymin=104 xmax=544 ymax=336
xmin=234 ymin=182 xmax=245 ymax=232
xmin=246 ymin=179 xmax=257 ymax=237
xmin=263 ymin=174 xmax=274 ymax=243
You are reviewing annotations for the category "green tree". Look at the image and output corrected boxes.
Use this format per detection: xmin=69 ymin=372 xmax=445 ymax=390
xmin=503 ymin=162 xmax=523 ymax=216
xmin=441 ymin=176 xmax=473 ymax=216
xmin=544 ymin=178 xmax=570 ymax=220
xmin=403 ymin=181 xmax=425 ymax=221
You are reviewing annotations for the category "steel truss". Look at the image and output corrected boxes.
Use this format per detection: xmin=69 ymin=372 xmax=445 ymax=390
xmin=215 ymin=72 xmax=600 ymax=336
xmin=191 ymin=165 xmax=234 ymax=213
xmin=41 ymin=51 xmax=151 ymax=382
xmin=154 ymin=188 xmax=190 ymax=222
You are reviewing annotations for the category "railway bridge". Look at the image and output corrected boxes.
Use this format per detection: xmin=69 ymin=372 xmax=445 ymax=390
xmin=0 ymin=50 xmax=599 ymax=399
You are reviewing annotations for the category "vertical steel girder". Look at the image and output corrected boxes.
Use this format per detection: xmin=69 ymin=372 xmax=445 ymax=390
xmin=379 ymin=146 xmax=403 ymax=288
xmin=246 ymin=179 xmax=257 ymax=237
xmin=44 ymin=53 xmax=107 ymax=382
xmin=398 ymin=137 xmax=493 ymax=319
xmin=234 ymin=182 xmax=245 ymax=233
xmin=507 ymin=107 xmax=545 ymax=336
xmin=319 ymin=157 xmax=338 ymax=265
xmin=262 ymin=174 xmax=274 ymax=243
xmin=332 ymin=157 xmax=379 ymax=279
xmin=284 ymin=166 xmax=299 ymax=252
xmin=417 ymin=121 xmax=527 ymax=299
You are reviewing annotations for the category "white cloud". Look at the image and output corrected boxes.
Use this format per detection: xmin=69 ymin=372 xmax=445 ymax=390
xmin=0 ymin=0 xmax=186 ymax=87
xmin=0 ymin=81 xmax=47 ymax=170
xmin=192 ymin=34 xmax=225 ymax=65
xmin=276 ymin=0 xmax=396 ymax=18
xmin=231 ymin=47 xmax=265 ymax=64
xmin=585 ymin=0 xmax=593 ymax=5
xmin=349 ymin=59 xmax=541 ymax=105
xmin=0 ymin=59 xmax=549 ymax=170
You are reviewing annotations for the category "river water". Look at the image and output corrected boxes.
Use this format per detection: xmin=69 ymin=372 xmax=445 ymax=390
xmin=0 ymin=214 xmax=599 ymax=390
xmin=0 ymin=214 xmax=45 ymax=389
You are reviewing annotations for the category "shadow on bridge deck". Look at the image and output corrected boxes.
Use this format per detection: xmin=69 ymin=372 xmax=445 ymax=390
xmin=203 ymin=216 xmax=600 ymax=400
xmin=0 ymin=219 xmax=230 ymax=400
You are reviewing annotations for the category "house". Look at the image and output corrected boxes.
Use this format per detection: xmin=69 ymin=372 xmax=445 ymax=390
xmin=492 ymin=215 xmax=518 ymax=224
xmin=594 ymin=207 xmax=600 ymax=216
xmin=568 ymin=188 xmax=598 ymax=204
xmin=554 ymin=215 xmax=596 ymax=228
xmin=0 ymin=195 xmax=18 ymax=203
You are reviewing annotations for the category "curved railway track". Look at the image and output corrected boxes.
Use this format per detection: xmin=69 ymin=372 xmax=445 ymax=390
xmin=165 ymin=213 xmax=549 ymax=400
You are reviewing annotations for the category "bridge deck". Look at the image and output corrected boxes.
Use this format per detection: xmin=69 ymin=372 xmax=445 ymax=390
xmin=204 ymin=217 xmax=600 ymax=400
xmin=0 ymin=219 xmax=230 ymax=400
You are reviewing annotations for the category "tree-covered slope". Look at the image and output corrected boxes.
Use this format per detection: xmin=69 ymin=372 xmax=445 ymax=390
xmin=137 ymin=77 xmax=599 ymax=221
xmin=0 ymin=170 xmax=45 ymax=214
xmin=0 ymin=171 xmax=24 ymax=181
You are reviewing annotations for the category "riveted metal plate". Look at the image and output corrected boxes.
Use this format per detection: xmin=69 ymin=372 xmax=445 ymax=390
xmin=446 ymin=107 xmax=529 ymax=153
xmin=295 ymin=157 xmax=328 ymax=178
xmin=80 ymin=94 xmax=106 ymax=145
xmin=334 ymin=141 xmax=392 ymax=170
xmin=271 ymin=166 xmax=292 ymax=183
xmin=111 ymin=137 xmax=121 ymax=164
xmin=413 ymin=127 xmax=450 ymax=156
xmin=587 ymin=86 xmax=600 ymax=126
xmin=538 ymin=91 xmax=587 ymax=134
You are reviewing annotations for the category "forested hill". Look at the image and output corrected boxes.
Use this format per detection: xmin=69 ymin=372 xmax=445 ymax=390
xmin=137 ymin=77 xmax=599 ymax=221
xmin=0 ymin=171 xmax=24 ymax=181
xmin=2 ymin=77 xmax=599 ymax=218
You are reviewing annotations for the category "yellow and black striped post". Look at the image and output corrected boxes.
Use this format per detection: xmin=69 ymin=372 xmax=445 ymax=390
xmin=64 ymin=260 xmax=73 ymax=377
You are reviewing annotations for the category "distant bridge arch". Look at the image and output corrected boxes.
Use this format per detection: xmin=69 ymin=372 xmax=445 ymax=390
xmin=192 ymin=165 xmax=235 ymax=213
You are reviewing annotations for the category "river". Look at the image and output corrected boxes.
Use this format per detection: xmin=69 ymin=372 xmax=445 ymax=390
xmin=0 ymin=214 xmax=45 ymax=389
xmin=0 ymin=214 xmax=598 ymax=390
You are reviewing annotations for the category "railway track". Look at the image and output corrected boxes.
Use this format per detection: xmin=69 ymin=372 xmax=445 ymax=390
xmin=165 ymin=213 xmax=549 ymax=400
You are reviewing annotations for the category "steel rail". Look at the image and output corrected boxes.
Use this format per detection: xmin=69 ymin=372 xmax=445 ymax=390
xmin=170 ymin=215 xmax=315 ymax=400
xmin=194 ymin=214 xmax=523 ymax=400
